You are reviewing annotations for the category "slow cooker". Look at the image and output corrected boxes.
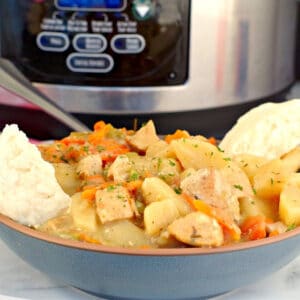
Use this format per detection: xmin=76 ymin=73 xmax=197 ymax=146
xmin=0 ymin=0 xmax=297 ymax=139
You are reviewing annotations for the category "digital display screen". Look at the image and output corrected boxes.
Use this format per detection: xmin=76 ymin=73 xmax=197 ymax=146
xmin=55 ymin=0 xmax=126 ymax=11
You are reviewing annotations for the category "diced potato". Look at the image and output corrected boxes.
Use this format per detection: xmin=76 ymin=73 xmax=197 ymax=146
xmin=53 ymin=163 xmax=81 ymax=196
xmin=146 ymin=140 xmax=176 ymax=158
xmin=76 ymin=154 xmax=103 ymax=178
xmin=168 ymin=212 xmax=224 ymax=247
xmin=99 ymin=220 xmax=153 ymax=248
xmin=141 ymin=177 xmax=192 ymax=216
xmin=71 ymin=193 xmax=99 ymax=232
xmin=95 ymin=185 xmax=134 ymax=224
xmin=126 ymin=120 xmax=160 ymax=151
xmin=142 ymin=177 xmax=176 ymax=204
xmin=149 ymin=157 xmax=182 ymax=185
xmin=239 ymin=196 xmax=279 ymax=221
xmin=252 ymin=159 xmax=291 ymax=200
xmin=144 ymin=199 xmax=180 ymax=236
xmin=170 ymin=138 xmax=228 ymax=170
xmin=280 ymin=146 xmax=300 ymax=173
xmin=233 ymin=154 xmax=269 ymax=184
xmin=279 ymin=173 xmax=300 ymax=226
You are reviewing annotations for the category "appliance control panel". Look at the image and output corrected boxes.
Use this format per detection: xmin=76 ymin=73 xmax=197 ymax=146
xmin=0 ymin=0 xmax=190 ymax=86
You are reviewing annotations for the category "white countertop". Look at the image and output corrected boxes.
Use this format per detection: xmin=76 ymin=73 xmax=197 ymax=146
xmin=0 ymin=238 xmax=300 ymax=300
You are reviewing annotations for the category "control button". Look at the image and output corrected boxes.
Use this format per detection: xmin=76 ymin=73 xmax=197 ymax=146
xmin=132 ymin=0 xmax=155 ymax=20
xmin=66 ymin=53 xmax=114 ymax=73
xmin=111 ymin=34 xmax=145 ymax=54
xmin=37 ymin=32 xmax=69 ymax=52
xmin=73 ymin=34 xmax=107 ymax=53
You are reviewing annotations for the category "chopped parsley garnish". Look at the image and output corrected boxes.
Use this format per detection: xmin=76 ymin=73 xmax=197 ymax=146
xmin=83 ymin=145 xmax=89 ymax=153
xmin=169 ymin=160 xmax=176 ymax=167
xmin=217 ymin=146 xmax=224 ymax=153
xmin=107 ymin=185 xmax=116 ymax=192
xmin=223 ymin=157 xmax=232 ymax=162
xmin=157 ymin=157 xmax=162 ymax=171
xmin=252 ymin=188 xmax=257 ymax=195
xmin=97 ymin=145 xmax=105 ymax=152
xmin=233 ymin=184 xmax=243 ymax=191
xmin=174 ymin=187 xmax=182 ymax=195
xmin=286 ymin=223 xmax=296 ymax=232
xmin=129 ymin=171 xmax=140 ymax=181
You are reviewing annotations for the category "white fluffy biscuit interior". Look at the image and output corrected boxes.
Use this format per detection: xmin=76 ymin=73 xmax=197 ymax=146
xmin=0 ymin=124 xmax=70 ymax=227
xmin=219 ymin=99 xmax=300 ymax=160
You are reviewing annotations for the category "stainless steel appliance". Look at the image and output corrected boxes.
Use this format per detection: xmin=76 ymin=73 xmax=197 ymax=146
xmin=0 ymin=0 xmax=297 ymax=138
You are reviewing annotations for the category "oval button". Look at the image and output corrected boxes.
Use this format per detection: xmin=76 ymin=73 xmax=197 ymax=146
xmin=37 ymin=32 xmax=69 ymax=52
xmin=73 ymin=34 xmax=107 ymax=53
xmin=111 ymin=34 xmax=145 ymax=54
xmin=66 ymin=53 xmax=114 ymax=73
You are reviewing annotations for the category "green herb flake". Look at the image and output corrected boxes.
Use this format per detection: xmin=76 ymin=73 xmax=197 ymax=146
xmin=107 ymin=185 xmax=116 ymax=192
xmin=223 ymin=157 xmax=232 ymax=162
xmin=169 ymin=160 xmax=176 ymax=167
xmin=174 ymin=187 xmax=182 ymax=194
xmin=129 ymin=171 xmax=140 ymax=181
xmin=217 ymin=146 xmax=224 ymax=153
xmin=157 ymin=157 xmax=162 ymax=171
xmin=233 ymin=184 xmax=243 ymax=191
xmin=97 ymin=145 xmax=106 ymax=152
xmin=252 ymin=188 xmax=257 ymax=195
xmin=286 ymin=223 xmax=296 ymax=232
xmin=270 ymin=178 xmax=274 ymax=185
xmin=83 ymin=145 xmax=89 ymax=153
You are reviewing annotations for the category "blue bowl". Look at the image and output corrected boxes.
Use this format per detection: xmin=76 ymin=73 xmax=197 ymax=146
xmin=0 ymin=213 xmax=300 ymax=300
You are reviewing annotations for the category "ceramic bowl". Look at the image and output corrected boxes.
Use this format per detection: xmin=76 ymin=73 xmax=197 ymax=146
xmin=0 ymin=213 xmax=300 ymax=300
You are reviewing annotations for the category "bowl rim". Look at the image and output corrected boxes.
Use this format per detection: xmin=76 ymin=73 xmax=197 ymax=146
xmin=1 ymin=213 xmax=300 ymax=256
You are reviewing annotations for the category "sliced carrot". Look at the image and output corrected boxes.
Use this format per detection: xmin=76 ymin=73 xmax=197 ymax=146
xmin=208 ymin=137 xmax=217 ymax=145
xmin=93 ymin=120 xmax=107 ymax=131
xmin=240 ymin=215 xmax=267 ymax=240
xmin=269 ymin=230 xmax=279 ymax=237
xmin=182 ymin=193 xmax=211 ymax=215
xmin=60 ymin=137 xmax=85 ymax=146
xmin=125 ymin=180 xmax=143 ymax=194
xmin=81 ymin=188 xmax=97 ymax=202
xmin=78 ymin=233 xmax=100 ymax=244
xmin=165 ymin=130 xmax=190 ymax=144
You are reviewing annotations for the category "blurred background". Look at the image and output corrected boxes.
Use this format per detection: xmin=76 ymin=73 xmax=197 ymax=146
xmin=0 ymin=0 xmax=299 ymax=139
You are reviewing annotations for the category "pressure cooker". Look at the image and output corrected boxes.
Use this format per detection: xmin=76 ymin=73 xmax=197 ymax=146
xmin=0 ymin=0 xmax=297 ymax=138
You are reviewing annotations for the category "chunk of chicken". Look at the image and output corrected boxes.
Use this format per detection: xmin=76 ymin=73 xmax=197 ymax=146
xmin=76 ymin=154 xmax=103 ymax=178
xmin=168 ymin=212 xmax=224 ymax=247
xmin=108 ymin=155 xmax=132 ymax=183
xmin=180 ymin=168 xmax=240 ymax=222
xmin=95 ymin=185 xmax=134 ymax=224
xmin=126 ymin=120 xmax=160 ymax=152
